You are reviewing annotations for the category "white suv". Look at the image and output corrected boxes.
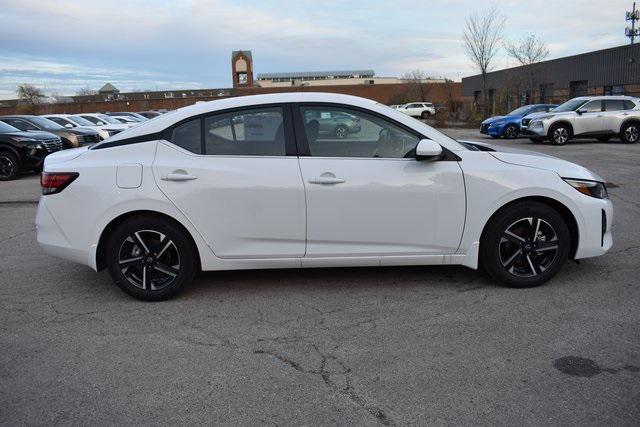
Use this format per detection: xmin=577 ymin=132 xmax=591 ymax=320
xmin=397 ymin=102 xmax=436 ymax=119
xmin=521 ymin=96 xmax=640 ymax=145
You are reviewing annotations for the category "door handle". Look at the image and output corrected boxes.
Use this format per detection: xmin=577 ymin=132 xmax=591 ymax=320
xmin=161 ymin=172 xmax=198 ymax=181
xmin=308 ymin=176 xmax=345 ymax=185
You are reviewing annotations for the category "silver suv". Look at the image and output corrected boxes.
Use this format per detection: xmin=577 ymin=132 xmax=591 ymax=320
xmin=520 ymin=96 xmax=640 ymax=145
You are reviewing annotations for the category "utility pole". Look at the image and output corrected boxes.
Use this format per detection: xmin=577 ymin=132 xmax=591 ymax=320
xmin=626 ymin=2 xmax=639 ymax=44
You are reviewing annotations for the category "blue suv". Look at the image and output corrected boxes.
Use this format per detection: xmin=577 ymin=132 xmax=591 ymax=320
xmin=480 ymin=104 xmax=557 ymax=139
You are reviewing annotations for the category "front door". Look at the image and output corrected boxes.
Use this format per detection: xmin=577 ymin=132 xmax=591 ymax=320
xmin=294 ymin=104 xmax=466 ymax=257
xmin=573 ymin=100 xmax=604 ymax=135
xmin=153 ymin=105 xmax=306 ymax=258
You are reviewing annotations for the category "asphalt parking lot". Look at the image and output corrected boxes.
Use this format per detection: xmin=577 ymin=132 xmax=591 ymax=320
xmin=1 ymin=130 xmax=639 ymax=425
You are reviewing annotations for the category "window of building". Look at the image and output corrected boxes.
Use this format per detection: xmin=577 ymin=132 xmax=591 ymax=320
xmin=299 ymin=106 xmax=420 ymax=159
xmin=473 ymin=91 xmax=481 ymax=108
xmin=603 ymin=85 xmax=624 ymax=96
xmin=569 ymin=80 xmax=588 ymax=98
xmin=540 ymin=83 xmax=554 ymax=103
xmin=204 ymin=107 xmax=285 ymax=156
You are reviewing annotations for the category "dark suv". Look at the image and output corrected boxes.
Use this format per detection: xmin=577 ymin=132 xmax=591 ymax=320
xmin=0 ymin=115 xmax=100 ymax=148
xmin=0 ymin=120 xmax=63 ymax=180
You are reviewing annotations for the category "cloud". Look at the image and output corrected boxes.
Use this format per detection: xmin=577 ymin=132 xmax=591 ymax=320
xmin=0 ymin=0 xmax=632 ymax=99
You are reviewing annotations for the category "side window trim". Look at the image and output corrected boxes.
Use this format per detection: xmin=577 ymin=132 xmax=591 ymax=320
xmin=164 ymin=103 xmax=296 ymax=157
xmin=291 ymin=102 xmax=426 ymax=159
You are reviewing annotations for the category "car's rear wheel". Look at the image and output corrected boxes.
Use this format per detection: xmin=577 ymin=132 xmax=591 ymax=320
xmin=503 ymin=124 xmax=520 ymax=139
xmin=549 ymin=124 xmax=571 ymax=145
xmin=334 ymin=125 xmax=348 ymax=139
xmin=480 ymin=202 xmax=570 ymax=288
xmin=621 ymin=122 xmax=639 ymax=144
xmin=421 ymin=111 xmax=431 ymax=119
xmin=0 ymin=151 xmax=19 ymax=181
xmin=106 ymin=215 xmax=197 ymax=301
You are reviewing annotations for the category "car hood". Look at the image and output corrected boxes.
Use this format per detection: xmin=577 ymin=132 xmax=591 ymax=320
xmin=11 ymin=130 xmax=58 ymax=140
xmin=523 ymin=111 xmax=574 ymax=121
xmin=482 ymin=115 xmax=506 ymax=124
xmin=70 ymin=127 xmax=100 ymax=135
xmin=44 ymin=146 xmax=90 ymax=167
xmin=460 ymin=140 xmax=604 ymax=181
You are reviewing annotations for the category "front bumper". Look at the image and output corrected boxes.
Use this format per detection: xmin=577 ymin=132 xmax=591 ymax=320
xmin=574 ymin=196 xmax=613 ymax=259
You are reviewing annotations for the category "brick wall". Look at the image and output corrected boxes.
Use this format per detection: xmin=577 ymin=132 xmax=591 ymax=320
xmin=0 ymin=83 xmax=461 ymax=115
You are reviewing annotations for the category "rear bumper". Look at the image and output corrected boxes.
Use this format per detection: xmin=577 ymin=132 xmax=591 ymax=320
xmin=36 ymin=197 xmax=94 ymax=269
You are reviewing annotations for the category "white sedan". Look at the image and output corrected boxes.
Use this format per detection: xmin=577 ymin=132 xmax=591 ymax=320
xmin=36 ymin=93 xmax=613 ymax=300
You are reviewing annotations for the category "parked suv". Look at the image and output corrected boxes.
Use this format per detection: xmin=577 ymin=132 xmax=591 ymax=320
xmin=480 ymin=104 xmax=557 ymax=139
xmin=397 ymin=102 xmax=436 ymax=119
xmin=520 ymin=96 xmax=640 ymax=145
xmin=0 ymin=120 xmax=62 ymax=180
xmin=0 ymin=115 xmax=101 ymax=148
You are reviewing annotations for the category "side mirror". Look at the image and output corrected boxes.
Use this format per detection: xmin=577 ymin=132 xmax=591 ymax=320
xmin=577 ymin=108 xmax=587 ymax=115
xmin=415 ymin=139 xmax=443 ymax=160
xmin=64 ymin=123 xmax=73 ymax=128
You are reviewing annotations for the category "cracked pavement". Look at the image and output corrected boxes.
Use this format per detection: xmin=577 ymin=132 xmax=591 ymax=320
xmin=1 ymin=130 xmax=639 ymax=425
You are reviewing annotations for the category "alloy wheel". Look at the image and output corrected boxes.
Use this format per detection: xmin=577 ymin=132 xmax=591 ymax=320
xmin=335 ymin=126 xmax=348 ymax=139
xmin=504 ymin=125 xmax=519 ymax=139
xmin=0 ymin=154 xmax=15 ymax=179
xmin=499 ymin=217 xmax=559 ymax=278
xmin=118 ymin=230 xmax=181 ymax=291
xmin=553 ymin=127 xmax=569 ymax=144
xmin=625 ymin=125 xmax=639 ymax=143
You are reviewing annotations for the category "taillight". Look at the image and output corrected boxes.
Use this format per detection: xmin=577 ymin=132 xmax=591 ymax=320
xmin=41 ymin=172 xmax=79 ymax=195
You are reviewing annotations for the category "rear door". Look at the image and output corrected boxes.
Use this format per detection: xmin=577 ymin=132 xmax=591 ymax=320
xmin=601 ymin=99 xmax=632 ymax=133
xmin=153 ymin=105 xmax=306 ymax=258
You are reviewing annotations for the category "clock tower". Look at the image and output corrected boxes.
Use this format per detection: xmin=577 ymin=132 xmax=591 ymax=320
xmin=231 ymin=50 xmax=254 ymax=88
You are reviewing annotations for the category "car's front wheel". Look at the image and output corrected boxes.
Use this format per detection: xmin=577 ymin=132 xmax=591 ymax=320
xmin=480 ymin=201 xmax=570 ymax=288
xmin=503 ymin=124 xmax=520 ymax=139
xmin=549 ymin=124 xmax=571 ymax=145
xmin=621 ymin=122 xmax=640 ymax=144
xmin=0 ymin=151 xmax=19 ymax=181
xmin=106 ymin=215 xmax=197 ymax=301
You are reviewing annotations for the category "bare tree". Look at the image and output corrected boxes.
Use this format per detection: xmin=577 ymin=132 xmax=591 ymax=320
xmin=16 ymin=84 xmax=45 ymax=105
xmin=75 ymin=87 xmax=97 ymax=96
xmin=462 ymin=7 xmax=505 ymax=114
xmin=505 ymin=34 xmax=550 ymax=102
xmin=400 ymin=69 xmax=434 ymax=102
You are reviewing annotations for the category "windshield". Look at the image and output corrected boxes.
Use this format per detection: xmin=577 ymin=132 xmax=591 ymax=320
xmin=97 ymin=114 xmax=121 ymax=124
xmin=29 ymin=116 xmax=64 ymax=130
xmin=508 ymin=106 xmax=531 ymax=116
xmin=0 ymin=121 xmax=20 ymax=133
xmin=553 ymin=98 xmax=587 ymax=112
xmin=67 ymin=116 xmax=94 ymax=126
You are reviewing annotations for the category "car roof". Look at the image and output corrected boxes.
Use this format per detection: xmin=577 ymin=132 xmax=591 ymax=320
xmin=104 ymin=92 xmax=379 ymax=141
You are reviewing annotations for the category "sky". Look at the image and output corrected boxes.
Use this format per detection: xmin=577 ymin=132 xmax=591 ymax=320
xmin=0 ymin=0 xmax=633 ymax=99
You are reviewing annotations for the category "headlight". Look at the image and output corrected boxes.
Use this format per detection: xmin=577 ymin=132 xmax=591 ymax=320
xmin=563 ymin=178 xmax=608 ymax=199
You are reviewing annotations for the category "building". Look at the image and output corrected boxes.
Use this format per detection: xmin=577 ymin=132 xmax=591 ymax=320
xmin=257 ymin=69 xmax=445 ymax=87
xmin=462 ymin=43 xmax=640 ymax=113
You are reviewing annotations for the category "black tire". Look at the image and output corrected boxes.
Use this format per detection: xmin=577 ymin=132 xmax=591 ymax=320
xmin=620 ymin=122 xmax=640 ymax=144
xmin=0 ymin=150 xmax=19 ymax=181
xmin=549 ymin=124 xmax=571 ymax=145
xmin=480 ymin=201 xmax=570 ymax=288
xmin=503 ymin=124 xmax=520 ymax=139
xmin=106 ymin=215 xmax=197 ymax=301
xmin=421 ymin=111 xmax=431 ymax=119
xmin=596 ymin=136 xmax=611 ymax=142
xmin=334 ymin=125 xmax=348 ymax=139
xmin=529 ymin=137 xmax=545 ymax=143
